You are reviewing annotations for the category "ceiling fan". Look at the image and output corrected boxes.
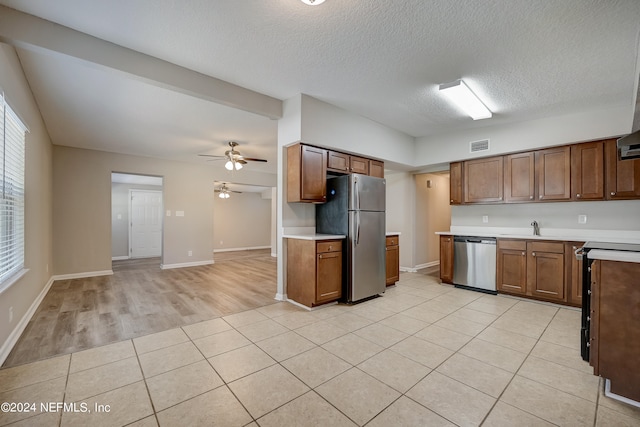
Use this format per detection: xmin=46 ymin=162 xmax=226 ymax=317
xmin=215 ymin=183 xmax=242 ymax=199
xmin=199 ymin=141 xmax=267 ymax=170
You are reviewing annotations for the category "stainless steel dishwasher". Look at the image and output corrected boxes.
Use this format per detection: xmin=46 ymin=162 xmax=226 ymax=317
xmin=453 ymin=236 xmax=497 ymax=294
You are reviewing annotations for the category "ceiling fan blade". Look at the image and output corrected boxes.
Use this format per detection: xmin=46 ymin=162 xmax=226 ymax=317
xmin=198 ymin=154 xmax=226 ymax=158
xmin=231 ymin=190 xmax=243 ymax=193
xmin=242 ymin=157 xmax=268 ymax=162
xmin=236 ymin=159 xmax=247 ymax=164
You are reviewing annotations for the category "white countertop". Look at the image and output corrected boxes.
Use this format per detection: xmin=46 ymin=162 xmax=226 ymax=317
xmin=436 ymin=227 xmax=640 ymax=245
xmin=386 ymin=232 xmax=401 ymax=236
xmin=283 ymin=234 xmax=346 ymax=241
xmin=587 ymin=249 xmax=640 ymax=263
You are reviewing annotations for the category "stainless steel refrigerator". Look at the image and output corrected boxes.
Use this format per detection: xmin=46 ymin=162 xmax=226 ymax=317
xmin=316 ymin=174 xmax=386 ymax=303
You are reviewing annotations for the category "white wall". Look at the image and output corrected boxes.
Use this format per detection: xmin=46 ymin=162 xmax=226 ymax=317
xmin=0 ymin=43 xmax=53 ymax=362
xmin=415 ymin=106 xmax=630 ymax=165
xmin=385 ymin=172 xmax=416 ymax=270
xmin=213 ymin=192 xmax=271 ymax=251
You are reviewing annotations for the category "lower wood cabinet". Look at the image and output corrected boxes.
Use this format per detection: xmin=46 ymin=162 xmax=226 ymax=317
xmin=497 ymin=240 xmax=527 ymax=295
xmin=526 ymin=241 xmax=565 ymax=301
xmin=590 ymin=260 xmax=640 ymax=402
xmin=565 ymin=242 xmax=584 ymax=307
xmin=497 ymin=238 xmax=571 ymax=304
xmin=385 ymin=235 xmax=399 ymax=286
xmin=439 ymin=235 xmax=454 ymax=284
xmin=287 ymin=239 xmax=342 ymax=307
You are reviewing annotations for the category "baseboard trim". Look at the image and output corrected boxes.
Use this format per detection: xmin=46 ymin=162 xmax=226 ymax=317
xmin=161 ymin=260 xmax=214 ymax=270
xmin=271 ymin=253 xmax=277 ymax=258
xmin=0 ymin=276 xmax=55 ymax=366
xmin=213 ymin=246 xmax=271 ymax=253
xmin=400 ymin=267 xmax=418 ymax=273
xmin=274 ymin=293 xmax=287 ymax=301
xmin=414 ymin=261 xmax=440 ymax=270
xmin=111 ymin=256 xmax=129 ymax=261
xmin=52 ymin=270 xmax=114 ymax=281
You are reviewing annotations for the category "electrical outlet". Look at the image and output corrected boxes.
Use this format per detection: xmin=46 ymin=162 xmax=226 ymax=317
xmin=578 ymin=215 xmax=587 ymax=224
xmin=9 ymin=307 xmax=13 ymax=323
xmin=482 ymin=215 xmax=489 ymax=223
xmin=188 ymin=250 xmax=192 ymax=257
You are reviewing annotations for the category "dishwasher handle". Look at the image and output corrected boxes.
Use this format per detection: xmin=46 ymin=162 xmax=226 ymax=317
xmin=454 ymin=236 xmax=496 ymax=245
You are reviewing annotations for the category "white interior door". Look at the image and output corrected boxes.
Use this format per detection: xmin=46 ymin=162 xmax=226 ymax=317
xmin=130 ymin=190 xmax=162 ymax=258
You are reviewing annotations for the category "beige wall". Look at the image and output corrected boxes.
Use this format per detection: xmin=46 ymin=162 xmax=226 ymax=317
xmin=385 ymin=171 xmax=416 ymax=269
xmin=213 ymin=191 xmax=271 ymax=251
xmin=111 ymin=182 xmax=163 ymax=258
xmin=0 ymin=43 xmax=53 ymax=356
xmin=54 ymin=146 xmax=271 ymax=273
xmin=415 ymin=173 xmax=451 ymax=266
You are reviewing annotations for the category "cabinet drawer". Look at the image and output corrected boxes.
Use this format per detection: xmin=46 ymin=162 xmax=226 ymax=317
xmin=386 ymin=235 xmax=399 ymax=246
xmin=317 ymin=240 xmax=342 ymax=253
xmin=498 ymin=239 xmax=526 ymax=251
xmin=527 ymin=241 xmax=564 ymax=253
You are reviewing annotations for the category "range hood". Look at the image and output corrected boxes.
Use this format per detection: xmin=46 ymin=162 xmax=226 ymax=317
xmin=617 ymin=132 xmax=640 ymax=160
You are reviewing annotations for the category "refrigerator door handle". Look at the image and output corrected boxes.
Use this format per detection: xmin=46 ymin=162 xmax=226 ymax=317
xmin=356 ymin=211 xmax=360 ymax=245
xmin=354 ymin=176 xmax=360 ymax=211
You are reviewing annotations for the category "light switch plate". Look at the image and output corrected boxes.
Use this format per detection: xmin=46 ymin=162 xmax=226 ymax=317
xmin=176 ymin=211 xmax=185 ymax=217
xmin=578 ymin=214 xmax=587 ymax=224
xmin=482 ymin=215 xmax=489 ymax=223
xmin=166 ymin=210 xmax=171 ymax=217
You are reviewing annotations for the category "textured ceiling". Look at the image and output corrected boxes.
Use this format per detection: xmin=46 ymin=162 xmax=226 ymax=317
xmin=1 ymin=0 xmax=639 ymax=172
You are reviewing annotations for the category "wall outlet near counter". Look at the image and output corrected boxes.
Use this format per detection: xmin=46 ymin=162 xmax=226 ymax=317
xmin=578 ymin=214 xmax=587 ymax=224
xmin=482 ymin=215 xmax=489 ymax=223
xmin=188 ymin=250 xmax=192 ymax=257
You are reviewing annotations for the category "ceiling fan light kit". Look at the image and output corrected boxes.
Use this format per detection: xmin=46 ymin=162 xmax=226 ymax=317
xmin=300 ymin=0 xmax=326 ymax=5
xmin=199 ymin=141 xmax=266 ymax=170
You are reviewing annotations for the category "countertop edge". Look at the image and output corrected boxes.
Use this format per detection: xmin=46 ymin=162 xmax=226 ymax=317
xmin=283 ymin=234 xmax=346 ymax=241
xmin=587 ymin=250 xmax=640 ymax=263
xmin=435 ymin=230 xmax=640 ymax=245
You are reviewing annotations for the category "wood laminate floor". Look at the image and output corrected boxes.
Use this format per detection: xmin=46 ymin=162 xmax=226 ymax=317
xmin=2 ymin=249 xmax=277 ymax=368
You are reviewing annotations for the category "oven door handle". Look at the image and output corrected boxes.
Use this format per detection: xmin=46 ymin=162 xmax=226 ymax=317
xmin=574 ymin=246 xmax=585 ymax=261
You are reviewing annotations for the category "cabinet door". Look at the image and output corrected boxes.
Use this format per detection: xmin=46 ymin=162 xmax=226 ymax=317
xmin=464 ymin=156 xmax=504 ymax=203
xmin=449 ymin=162 xmax=463 ymax=205
xmin=536 ymin=146 xmax=571 ymax=201
xmin=316 ymin=251 xmax=342 ymax=303
xmin=369 ymin=160 xmax=385 ymax=178
xmin=385 ymin=245 xmax=399 ymax=285
xmin=350 ymin=156 xmax=369 ymax=175
xmin=327 ymin=150 xmax=350 ymax=173
xmin=527 ymin=244 xmax=565 ymax=301
xmin=439 ymin=235 xmax=454 ymax=283
xmin=565 ymin=242 xmax=584 ymax=307
xmin=504 ymin=152 xmax=535 ymax=202
xmin=571 ymin=141 xmax=604 ymax=200
xmin=605 ymin=138 xmax=640 ymax=200
xmin=497 ymin=247 xmax=527 ymax=295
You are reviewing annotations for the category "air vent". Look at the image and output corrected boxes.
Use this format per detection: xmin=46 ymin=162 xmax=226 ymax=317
xmin=470 ymin=139 xmax=490 ymax=153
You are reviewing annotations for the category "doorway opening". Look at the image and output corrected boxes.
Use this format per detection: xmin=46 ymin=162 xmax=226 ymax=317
xmin=111 ymin=172 xmax=164 ymax=268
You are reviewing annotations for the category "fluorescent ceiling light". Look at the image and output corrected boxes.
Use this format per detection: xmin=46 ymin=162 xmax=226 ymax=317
xmin=439 ymin=80 xmax=492 ymax=120
xmin=300 ymin=0 xmax=326 ymax=5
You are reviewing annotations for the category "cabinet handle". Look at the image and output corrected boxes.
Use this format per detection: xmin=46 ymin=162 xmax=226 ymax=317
xmin=450 ymin=199 xmax=454 ymax=203
xmin=610 ymin=192 xmax=616 ymax=196
xmin=319 ymin=254 xmax=322 ymax=259
xmin=498 ymin=197 xmax=502 ymax=200
xmin=539 ymin=195 xmax=543 ymax=199
xmin=572 ymin=246 xmax=577 ymax=250
xmin=328 ymin=246 xmax=332 ymax=251
xmin=532 ymin=252 xmax=536 ymax=257
xmin=529 ymin=196 xmax=533 ymax=199
xmin=576 ymin=194 xmax=581 ymax=198
xmin=521 ymin=252 xmax=525 ymax=256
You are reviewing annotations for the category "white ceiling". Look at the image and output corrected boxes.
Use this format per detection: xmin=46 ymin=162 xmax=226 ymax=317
xmin=1 ymin=0 xmax=639 ymax=174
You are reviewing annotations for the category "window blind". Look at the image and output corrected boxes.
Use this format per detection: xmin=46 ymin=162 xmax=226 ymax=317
xmin=0 ymin=93 xmax=26 ymax=285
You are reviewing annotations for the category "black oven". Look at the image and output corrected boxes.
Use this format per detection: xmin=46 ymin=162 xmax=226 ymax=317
xmin=577 ymin=241 xmax=640 ymax=362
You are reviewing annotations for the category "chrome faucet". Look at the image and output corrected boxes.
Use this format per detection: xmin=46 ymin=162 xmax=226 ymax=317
xmin=531 ymin=221 xmax=540 ymax=236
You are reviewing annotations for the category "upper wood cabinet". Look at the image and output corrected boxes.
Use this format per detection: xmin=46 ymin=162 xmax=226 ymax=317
xmin=327 ymin=150 xmax=350 ymax=173
xmin=504 ymin=152 xmax=535 ymax=202
xmin=571 ymin=141 xmax=604 ymax=200
xmin=449 ymin=161 xmax=463 ymax=205
xmin=369 ymin=160 xmax=384 ymax=178
xmin=536 ymin=146 xmax=571 ymax=201
xmin=605 ymin=138 xmax=640 ymax=200
xmin=287 ymin=143 xmax=327 ymax=203
xmin=350 ymin=156 xmax=369 ymax=175
xmin=464 ymin=156 xmax=504 ymax=203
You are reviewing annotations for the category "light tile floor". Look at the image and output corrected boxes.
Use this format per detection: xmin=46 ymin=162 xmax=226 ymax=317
xmin=1 ymin=272 xmax=640 ymax=426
